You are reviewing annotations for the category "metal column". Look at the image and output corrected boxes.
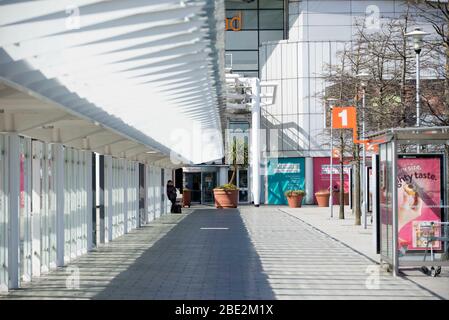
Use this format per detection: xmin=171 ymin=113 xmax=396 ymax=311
xmin=85 ymin=151 xmax=93 ymax=251
xmin=251 ymin=78 xmax=261 ymax=207
xmin=54 ymin=144 xmax=65 ymax=267
xmin=391 ymin=140 xmax=399 ymax=277
xmin=7 ymin=133 xmax=20 ymax=289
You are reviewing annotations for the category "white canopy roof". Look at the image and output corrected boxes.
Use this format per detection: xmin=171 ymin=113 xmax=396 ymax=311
xmin=0 ymin=0 xmax=225 ymax=164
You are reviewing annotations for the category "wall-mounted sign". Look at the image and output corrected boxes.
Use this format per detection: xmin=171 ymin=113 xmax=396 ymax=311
xmin=313 ymin=157 xmax=350 ymax=205
xmin=274 ymin=163 xmax=300 ymax=174
xmin=267 ymin=157 xmax=305 ymax=205
xmin=225 ymin=11 xmax=242 ymax=31
xmin=320 ymin=164 xmax=351 ymax=175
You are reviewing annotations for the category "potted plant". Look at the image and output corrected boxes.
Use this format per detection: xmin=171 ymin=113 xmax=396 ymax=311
xmin=315 ymin=189 xmax=330 ymax=207
xmin=182 ymin=188 xmax=191 ymax=208
xmin=213 ymin=184 xmax=239 ymax=208
xmin=285 ymin=190 xmax=306 ymax=208
xmin=214 ymin=130 xmax=248 ymax=209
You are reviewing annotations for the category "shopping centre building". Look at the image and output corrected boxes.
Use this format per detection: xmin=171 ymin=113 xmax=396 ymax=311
xmin=182 ymin=0 xmax=433 ymax=205
xmin=0 ymin=0 xmax=439 ymax=292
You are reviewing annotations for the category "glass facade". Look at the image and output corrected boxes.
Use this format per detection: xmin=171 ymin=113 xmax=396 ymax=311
xmin=225 ymin=0 xmax=285 ymax=76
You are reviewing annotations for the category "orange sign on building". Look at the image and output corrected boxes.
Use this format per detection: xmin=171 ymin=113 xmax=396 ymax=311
xmin=332 ymin=148 xmax=341 ymax=158
xmin=225 ymin=11 xmax=242 ymax=31
xmin=366 ymin=143 xmax=379 ymax=153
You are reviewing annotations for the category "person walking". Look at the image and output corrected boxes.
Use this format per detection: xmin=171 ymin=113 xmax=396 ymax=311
xmin=166 ymin=180 xmax=177 ymax=213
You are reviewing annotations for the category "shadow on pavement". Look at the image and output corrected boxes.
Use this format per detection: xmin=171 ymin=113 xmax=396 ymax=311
xmin=94 ymin=208 xmax=275 ymax=299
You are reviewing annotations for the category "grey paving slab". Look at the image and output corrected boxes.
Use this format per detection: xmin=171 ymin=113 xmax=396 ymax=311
xmin=280 ymin=205 xmax=449 ymax=300
xmin=0 ymin=206 xmax=441 ymax=300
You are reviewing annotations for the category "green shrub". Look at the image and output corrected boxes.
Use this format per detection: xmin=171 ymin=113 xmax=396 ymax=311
xmin=217 ymin=183 xmax=238 ymax=190
xmin=285 ymin=190 xmax=306 ymax=197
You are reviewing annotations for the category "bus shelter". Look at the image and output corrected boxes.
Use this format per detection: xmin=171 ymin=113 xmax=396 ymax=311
xmin=366 ymin=127 xmax=449 ymax=277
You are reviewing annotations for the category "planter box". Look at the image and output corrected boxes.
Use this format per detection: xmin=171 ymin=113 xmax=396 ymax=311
xmin=213 ymin=189 xmax=238 ymax=208
xmin=286 ymin=195 xmax=304 ymax=208
xmin=315 ymin=192 xmax=330 ymax=207
xmin=182 ymin=190 xmax=191 ymax=208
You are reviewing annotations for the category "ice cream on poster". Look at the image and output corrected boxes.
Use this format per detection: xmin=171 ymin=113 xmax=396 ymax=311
xmin=397 ymin=157 xmax=442 ymax=251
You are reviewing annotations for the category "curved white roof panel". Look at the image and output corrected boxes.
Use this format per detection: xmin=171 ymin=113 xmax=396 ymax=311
xmin=0 ymin=0 xmax=225 ymax=164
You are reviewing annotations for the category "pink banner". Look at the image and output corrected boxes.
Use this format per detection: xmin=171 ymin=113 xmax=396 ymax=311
xmin=313 ymin=157 xmax=349 ymax=205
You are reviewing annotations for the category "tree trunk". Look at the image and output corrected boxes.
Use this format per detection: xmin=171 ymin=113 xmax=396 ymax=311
xmin=228 ymin=162 xmax=237 ymax=185
xmin=354 ymin=144 xmax=362 ymax=226
xmin=445 ymin=42 xmax=449 ymax=108
xmin=339 ymin=132 xmax=345 ymax=219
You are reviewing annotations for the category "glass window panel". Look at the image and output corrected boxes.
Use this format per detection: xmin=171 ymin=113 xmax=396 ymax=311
xmin=225 ymin=0 xmax=257 ymax=9
xmin=239 ymin=190 xmax=248 ymax=202
xmin=226 ymin=50 xmax=258 ymax=71
xmin=239 ymin=170 xmax=248 ymax=188
xmin=240 ymin=71 xmax=259 ymax=77
xmin=259 ymin=30 xmax=284 ymax=45
xmin=226 ymin=10 xmax=257 ymax=29
xmin=259 ymin=0 xmax=283 ymax=8
xmin=259 ymin=10 xmax=283 ymax=29
xmin=226 ymin=31 xmax=258 ymax=50
xmin=229 ymin=121 xmax=250 ymax=132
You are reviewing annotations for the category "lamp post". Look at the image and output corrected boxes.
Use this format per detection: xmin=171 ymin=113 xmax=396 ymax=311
xmin=327 ymin=98 xmax=338 ymax=218
xmin=405 ymin=27 xmax=429 ymax=153
xmin=357 ymin=72 xmax=370 ymax=229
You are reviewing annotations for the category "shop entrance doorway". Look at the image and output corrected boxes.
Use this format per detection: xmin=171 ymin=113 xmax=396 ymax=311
xmin=202 ymin=172 xmax=217 ymax=204
xmin=184 ymin=172 xmax=201 ymax=203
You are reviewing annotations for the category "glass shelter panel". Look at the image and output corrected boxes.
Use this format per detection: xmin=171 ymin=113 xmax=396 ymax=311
xmin=19 ymin=137 xmax=32 ymax=283
xmin=379 ymin=142 xmax=393 ymax=262
xmin=396 ymin=154 xmax=448 ymax=263
xmin=0 ymin=135 xmax=7 ymax=290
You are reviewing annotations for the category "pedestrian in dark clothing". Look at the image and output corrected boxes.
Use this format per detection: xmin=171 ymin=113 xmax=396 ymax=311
xmin=166 ymin=180 xmax=177 ymax=213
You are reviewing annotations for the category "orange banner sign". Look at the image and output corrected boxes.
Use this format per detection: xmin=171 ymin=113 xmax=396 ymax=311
xmin=332 ymin=106 xmax=357 ymax=129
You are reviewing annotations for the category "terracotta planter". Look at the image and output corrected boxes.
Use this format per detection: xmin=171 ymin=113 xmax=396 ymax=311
xmin=287 ymin=195 xmax=304 ymax=208
xmin=182 ymin=190 xmax=191 ymax=208
xmin=213 ymin=189 xmax=238 ymax=208
xmin=315 ymin=192 xmax=330 ymax=207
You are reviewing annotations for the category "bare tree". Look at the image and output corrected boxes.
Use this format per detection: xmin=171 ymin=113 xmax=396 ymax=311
xmin=409 ymin=0 xmax=449 ymax=125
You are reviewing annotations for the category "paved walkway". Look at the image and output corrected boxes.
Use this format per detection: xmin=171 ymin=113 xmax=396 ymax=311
xmin=1 ymin=207 xmax=440 ymax=300
xmin=282 ymin=205 xmax=449 ymax=300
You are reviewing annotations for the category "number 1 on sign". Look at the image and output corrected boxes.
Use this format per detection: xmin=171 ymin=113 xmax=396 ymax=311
xmin=332 ymin=106 xmax=356 ymax=129
xmin=338 ymin=109 xmax=348 ymax=127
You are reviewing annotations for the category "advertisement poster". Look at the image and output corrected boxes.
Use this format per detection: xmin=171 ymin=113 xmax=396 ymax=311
xmin=267 ymin=157 xmax=305 ymax=205
xmin=313 ymin=157 xmax=350 ymax=205
xmin=397 ymin=156 xmax=442 ymax=251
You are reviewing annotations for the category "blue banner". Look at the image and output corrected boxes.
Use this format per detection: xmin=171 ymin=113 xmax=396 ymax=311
xmin=267 ymin=157 xmax=305 ymax=205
